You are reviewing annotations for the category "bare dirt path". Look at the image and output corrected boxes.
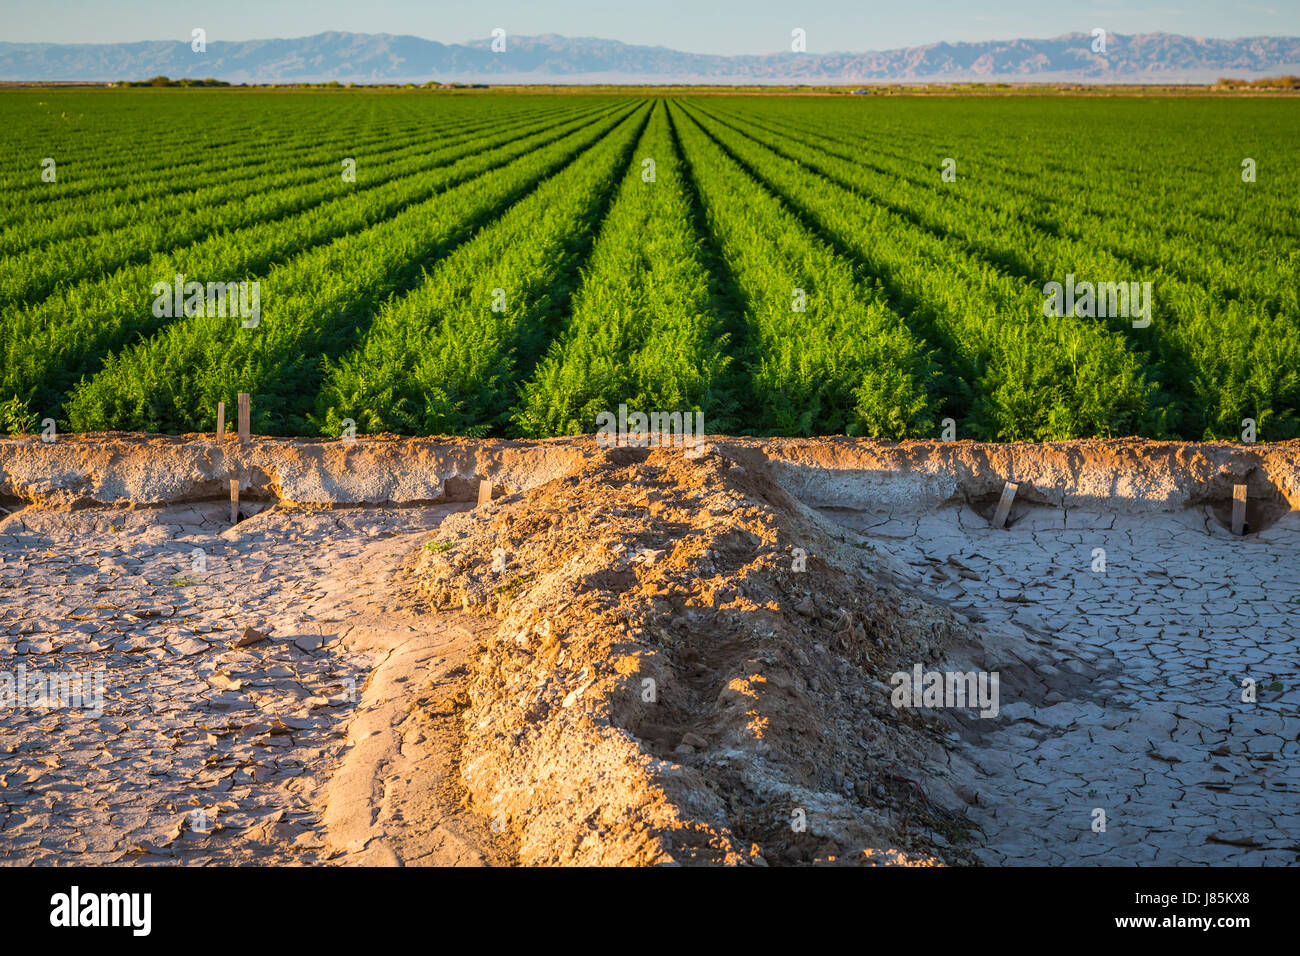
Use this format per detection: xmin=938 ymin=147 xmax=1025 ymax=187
xmin=0 ymin=501 xmax=510 ymax=866
xmin=826 ymin=503 xmax=1300 ymax=865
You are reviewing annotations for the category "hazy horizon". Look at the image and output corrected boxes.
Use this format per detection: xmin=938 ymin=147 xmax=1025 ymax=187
xmin=5 ymin=27 xmax=1300 ymax=57
xmin=3 ymin=0 xmax=1298 ymax=56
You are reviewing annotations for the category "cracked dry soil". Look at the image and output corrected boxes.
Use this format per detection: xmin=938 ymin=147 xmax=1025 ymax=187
xmin=2 ymin=441 xmax=1296 ymax=865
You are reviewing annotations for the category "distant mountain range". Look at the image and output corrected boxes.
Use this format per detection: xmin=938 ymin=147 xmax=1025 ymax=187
xmin=2 ymin=31 xmax=1298 ymax=84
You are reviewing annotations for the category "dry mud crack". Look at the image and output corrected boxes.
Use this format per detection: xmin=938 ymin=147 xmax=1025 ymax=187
xmin=1 ymin=435 xmax=1297 ymax=866
xmin=830 ymin=505 xmax=1300 ymax=865
xmin=0 ymin=500 xmax=511 ymax=865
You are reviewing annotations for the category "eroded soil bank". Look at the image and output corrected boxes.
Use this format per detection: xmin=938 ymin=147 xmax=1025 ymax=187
xmin=3 ymin=434 xmax=1298 ymax=516
xmin=1 ymin=435 xmax=1295 ymax=865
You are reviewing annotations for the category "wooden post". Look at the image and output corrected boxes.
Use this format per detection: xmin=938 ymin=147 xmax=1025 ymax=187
xmin=477 ymin=479 xmax=493 ymax=508
xmin=230 ymin=479 xmax=240 ymax=524
xmin=215 ymin=401 xmax=225 ymax=441
xmin=991 ymin=481 xmax=1018 ymax=529
xmin=237 ymin=393 xmax=250 ymax=443
xmin=1232 ymin=484 xmax=1247 ymax=536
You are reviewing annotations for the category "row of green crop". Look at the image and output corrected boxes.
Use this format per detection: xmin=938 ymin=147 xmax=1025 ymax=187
xmin=1 ymin=92 xmax=352 ymax=212
xmin=0 ymin=99 xmax=600 ymax=309
xmin=0 ymin=91 xmax=430 ymax=212
xmin=1 ymin=97 xmax=581 ymax=260
xmin=64 ymin=103 xmax=645 ymax=434
xmin=699 ymin=106 xmax=1276 ymax=390
xmin=6 ymin=101 xmax=630 ymax=419
xmin=715 ymin=97 xmax=1298 ymax=262
xmin=7 ymin=96 xmax=590 ymax=231
xmin=679 ymin=100 xmax=1159 ymax=440
xmin=703 ymin=99 xmax=1296 ymax=316
xmin=312 ymin=104 xmax=653 ymax=436
xmin=668 ymin=102 xmax=936 ymax=438
xmin=513 ymin=101 xmax=737 ymax=436
xmin=7 ymin=92 xmax=1296 ymax=441
xmin=694 ymin=98 xmax=1300 ymax=438
xmin=5 ymin=102 xmax=368 ymax=227
xmin=715 ymin=97 xmax=1300 ymax=324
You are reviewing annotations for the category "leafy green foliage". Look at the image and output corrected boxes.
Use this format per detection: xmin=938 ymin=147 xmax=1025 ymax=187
xmin=1 ymin=90 xmax=1295 ymax=440
xmin=317 ymin=104 xmax=650 ymax=436
xmin=514 ymin=102 xmax=736 ymax=436
xmin=0 ymin=395 xmax=37 ymax=435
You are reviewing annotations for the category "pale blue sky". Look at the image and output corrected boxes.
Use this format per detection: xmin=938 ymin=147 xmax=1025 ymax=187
xmin=2 ymin=0 xmax=1295 ymax=53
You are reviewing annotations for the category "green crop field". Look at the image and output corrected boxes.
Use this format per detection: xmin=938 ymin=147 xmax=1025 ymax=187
xmin=3 ymin=89 xmax=1297 ymax=440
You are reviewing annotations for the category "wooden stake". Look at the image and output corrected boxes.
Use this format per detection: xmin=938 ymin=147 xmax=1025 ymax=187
xmin=215 ymin=401 xmax=225 ymax=441
xmin=237 ymin=393 xmax=250 ymax=443
xmin=477 ymin=479 xmax=493 ymax=507
xmin=1232 ymin=483 xmax=1247 ymax=536
xmin=230 ymin=479 xmax=240 ymax=524
xmin=991 ymin=481 xmax=1018 ymax=529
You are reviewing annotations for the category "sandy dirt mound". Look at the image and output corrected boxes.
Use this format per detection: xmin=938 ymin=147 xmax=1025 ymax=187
xmin=407 ymin=444 xmax=985 ymax=865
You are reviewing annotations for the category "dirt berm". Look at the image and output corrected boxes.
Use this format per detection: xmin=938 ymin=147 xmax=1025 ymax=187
xmin=406 ymin=442 xmax=993 ymax=866
xmin=4 ymin=434 xmax=1298 ymax=515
